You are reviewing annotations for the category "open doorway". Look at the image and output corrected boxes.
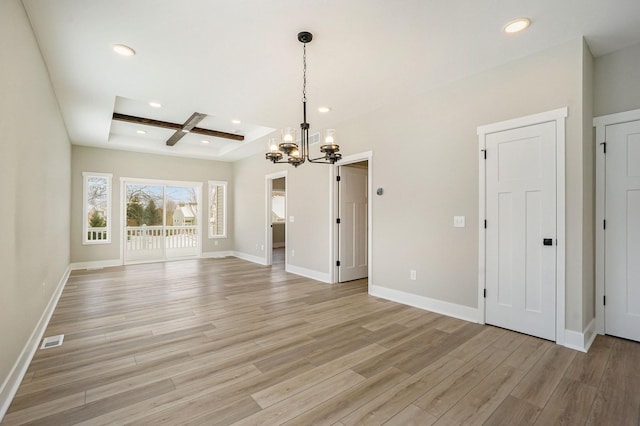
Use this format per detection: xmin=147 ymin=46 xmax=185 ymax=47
xmin=271 ymin=177 xmax=286 ymax=268
xmin=333 ymin=153 xmax=372 ymax=283
xmin=265 ymin=171 xmax=287 ymax=268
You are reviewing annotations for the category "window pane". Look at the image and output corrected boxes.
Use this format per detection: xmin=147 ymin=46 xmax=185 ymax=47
xmin=84 ymin=173 xmax=111 ymax=244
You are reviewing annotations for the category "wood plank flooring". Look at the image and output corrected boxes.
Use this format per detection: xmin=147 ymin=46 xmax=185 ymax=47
xmin=3 ymin=251 xmax=640 ymax=425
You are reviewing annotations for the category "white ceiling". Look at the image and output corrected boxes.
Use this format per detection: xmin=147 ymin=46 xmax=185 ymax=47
xmin=22 ymin=0 xmax=640 ymax=161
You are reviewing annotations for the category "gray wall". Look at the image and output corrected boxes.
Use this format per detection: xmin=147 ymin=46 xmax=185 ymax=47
xmin=71 ymin=146 xmax=233 ymax=262
xmin=0 ymin=0 xmax=71 ymax=388
xmin=594 ymin=41 xmax=640 ymax=117
xmin=233 ymin=38 xmax=594 ymax=332
xmin=582 ymin=41 xmax=595 ymax=330
xmin=233 ymin=156 xmax=331 ymax=273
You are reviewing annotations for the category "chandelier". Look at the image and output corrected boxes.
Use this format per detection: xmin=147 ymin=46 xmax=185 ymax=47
xmin=265 ymin=31 xmax=341 ymax=167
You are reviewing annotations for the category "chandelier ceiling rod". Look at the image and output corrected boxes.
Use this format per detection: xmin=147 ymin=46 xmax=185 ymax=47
xmin=265 ymin=31 xmax=341 ymax=168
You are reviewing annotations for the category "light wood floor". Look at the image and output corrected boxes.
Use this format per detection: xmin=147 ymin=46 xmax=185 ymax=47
xmin=3 ymin=253 xmax=640 ymax=425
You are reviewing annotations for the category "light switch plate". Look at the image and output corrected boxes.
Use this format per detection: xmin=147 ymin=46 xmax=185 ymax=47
xmin=454 ymin=216 xmax=465 ymax=228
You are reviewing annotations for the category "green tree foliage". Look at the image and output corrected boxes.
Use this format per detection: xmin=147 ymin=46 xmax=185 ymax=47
xmin=88 ymin=211 xmax=106 ymax=228
xmin=127 ymin=195 xmax=145 ymax=226
xmin=144 ymin=199 xmax=162 ymax=226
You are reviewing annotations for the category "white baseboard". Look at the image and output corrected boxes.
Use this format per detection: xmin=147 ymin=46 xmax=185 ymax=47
xmin=273 ymin=242 xmax=285 ymax=248
xmin=201 ymin=251 xmax=234 ymax=259
xmin=232 ymin=251 xmax=268 ymax=266
xmin=69 ymin=258 xmax=121 ymax=270
xmin=563 ymin=319 xmax=596 ymax=352
xmin=369 ymin=285 xmax=480 ymax=323
xmin=0 ymin=266 xmax=71 ymax=421
xmin=286 ymin=264 xmax=331 ymax=283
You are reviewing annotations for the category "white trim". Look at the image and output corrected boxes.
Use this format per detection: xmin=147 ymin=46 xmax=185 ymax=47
xmin=331 ymin=151 xmax=373 ymax=284
xmin=477 ymin=107 xmax=569 ymax=135
xmin=0 ymin=266 xmax=70 ymax=421
xmin=82 ymin=172 xmax=113 ymax=245
xmin=232 ymin=251 xmax=268 ymax=266
xmin=207 ymin=180 xmax=228 ymax=238
xmin=70 ymin=259 xmax=122 ymax=270
xmin=477 ymin=107 xmax=568 ymax=345
xmin=286 ymin=264 xmax=331 ymax=283
xmin=369 ymin=285 xmax=480 ymax=324
xmin=593 ymin=108 xmax=640 ymax=336
xmin=264 ymin=171 xmax=288 ymax=267
xmin=563 ymin=319 xmax=597 ymax=353
xmin=201 ymin=251 xmax=234 ymax=258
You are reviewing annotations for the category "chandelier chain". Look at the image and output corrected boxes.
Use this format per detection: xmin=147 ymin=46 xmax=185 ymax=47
xmin=302 ymin=42 xmax=307 ymax=102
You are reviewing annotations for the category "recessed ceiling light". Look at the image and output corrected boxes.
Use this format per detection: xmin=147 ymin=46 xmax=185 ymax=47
xmin=318 ymin=106 xmax=331 ymax=113
xmin=149 ymin=101 xmax=162 ymax=108
xmin=113 ymin=44 xmax=135 ymax=57
xmin=136 ymin=130 xmax=147 ymax=134
xmin=231 ymin=119 xmax=241 ymax=124
xmin=504 ymin=18 xmax=531 ymax=34
xmin=201 ymin=140 xmax=210 ymax=144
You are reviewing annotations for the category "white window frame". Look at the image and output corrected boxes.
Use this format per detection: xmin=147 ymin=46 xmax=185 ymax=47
xmin=208 ymin=180 xmax=228 ymax=238
xmin=83 ymin=172 xmax=113 ymax=245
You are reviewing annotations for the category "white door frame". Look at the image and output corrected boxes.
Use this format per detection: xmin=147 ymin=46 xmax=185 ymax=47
xmin=594 ymin=108 xmax=640 ymax=335
xmin=265 ymin=170 xmax=288 ymax=266
xmin=119 ymin=177 xmax=203 ymax=265
xmin=330 ymin=151 xmax=373 ymax=284
xmin=478 ymin=107 xmax=567 ymax=345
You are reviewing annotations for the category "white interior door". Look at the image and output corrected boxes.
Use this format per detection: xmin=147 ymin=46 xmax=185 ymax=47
xmin=485 ymin=121 xmax=557 ymax=341
xmin=605 ymin=120 xmax=640 ymax=342
xmin=338 ymin=165 xmax=368 ymax=282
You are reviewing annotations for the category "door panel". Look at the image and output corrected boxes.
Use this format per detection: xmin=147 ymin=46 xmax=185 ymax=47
xmin=486 ymin=121 xmax=556 ymax=341
xmin=605 ymin=120 xmax=640 ymax=341
xmin=338 ymin=165 xmax=368 ymax=282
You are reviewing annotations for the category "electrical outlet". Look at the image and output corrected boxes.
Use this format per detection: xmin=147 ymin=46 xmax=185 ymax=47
xmin=214 ymin=240 xmax=219 ymax=246
xmin=289 ymin=216 xmax=295 ymax=223
xmin=261 ymin=244 xmax=264 ymax=251
xmin=454 ymin=216 xmax=465 ymax=228
xmin=410 ymin=270 xmax=417 ymax=280
xmin=255 ymin=243 xmax=259 ymax=250
xmin=291 ymin=249 xmax=295 ymax=257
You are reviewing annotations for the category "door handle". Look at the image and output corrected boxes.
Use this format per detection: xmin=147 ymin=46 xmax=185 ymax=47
xmin=543 ymin=238 xmax=553 ymax=246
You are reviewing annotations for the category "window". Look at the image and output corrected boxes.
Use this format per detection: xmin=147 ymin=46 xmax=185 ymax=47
xmin=208 ymin=181 xmax=227 ymax=238
xmin=272 ymin=191 xmax=285 ymax=223
xmin=83 ymin=172 xmax=112 ymax=244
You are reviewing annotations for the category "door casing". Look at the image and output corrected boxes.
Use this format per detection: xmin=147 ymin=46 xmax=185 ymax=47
xmin=478 ymin=107 xmax=567 ymax=346
xmin=330 ymin=151 xmax=373 ymax=284
xmin=264 ymin=170 xmax=288 ymax=267
xmin=594 ymin=108 xmax=640 ymax=336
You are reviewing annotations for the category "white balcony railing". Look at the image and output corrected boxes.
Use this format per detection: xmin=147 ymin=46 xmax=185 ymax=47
xmin=87 ymin=227 xmax=108 ymax=241
xmin=125 ymin=225 xmax=198 ymax=252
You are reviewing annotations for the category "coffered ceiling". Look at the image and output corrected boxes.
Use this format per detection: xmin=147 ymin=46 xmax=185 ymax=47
xmin=22 ymin=0 xmax=640 ymax=160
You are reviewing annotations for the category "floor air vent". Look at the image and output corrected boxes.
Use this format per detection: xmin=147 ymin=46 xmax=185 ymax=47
xmin=40 ymin=335 xmax=64 ymax=349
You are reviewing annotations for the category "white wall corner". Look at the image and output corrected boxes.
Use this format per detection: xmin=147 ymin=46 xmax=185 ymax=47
xmin=69 ymin=259 xmax=122 ymax=270
xmin=201 ymin=251 xmax=234 ymax=259
xmin=563 ymin=319 xmax=596 ymax=352
xmin=232 ymin=251 xmax=268 ymax=266
xmin=369 ymin=285 xmax=480 ymax=324
xmin=0 ymin=266 xmax=71 ymax=421
xmin=286 ymin=264 xmax=331 ymax=283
